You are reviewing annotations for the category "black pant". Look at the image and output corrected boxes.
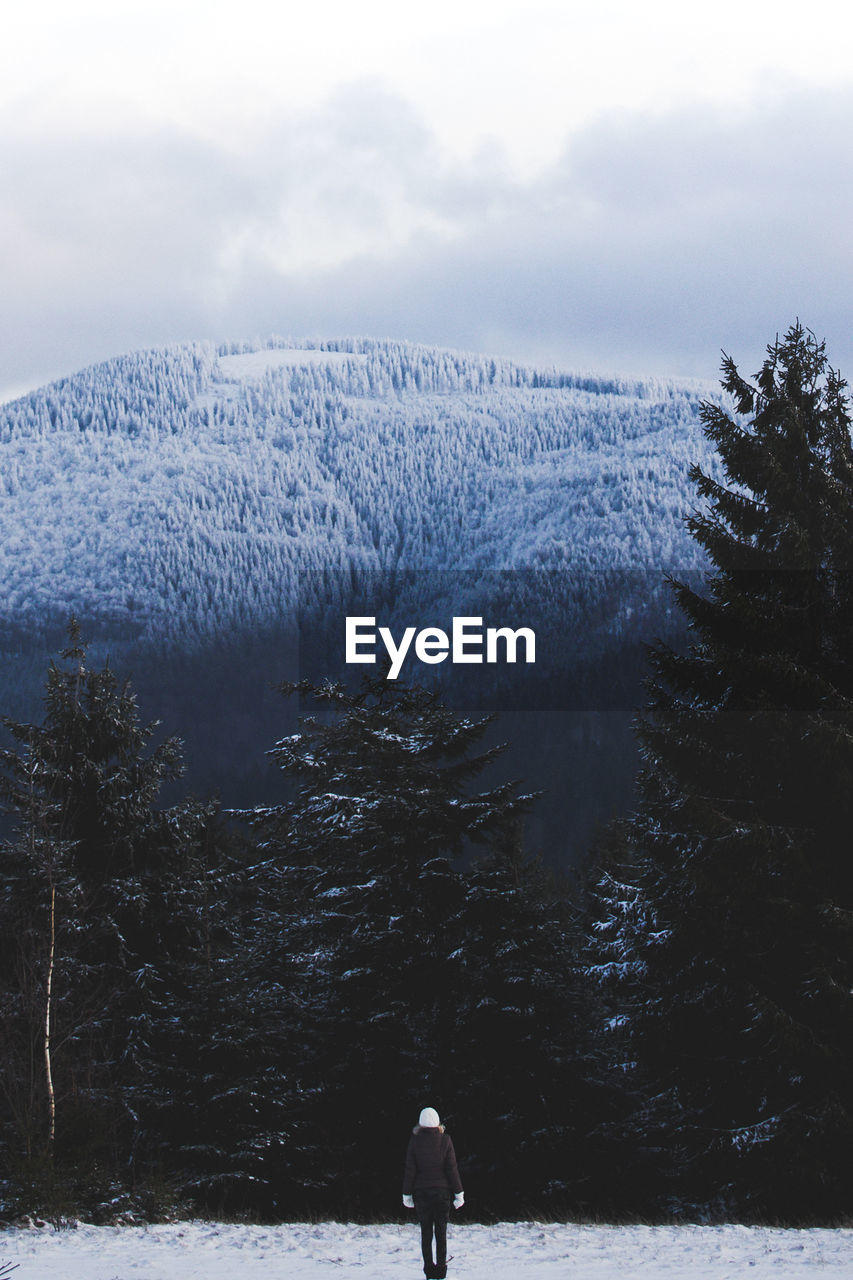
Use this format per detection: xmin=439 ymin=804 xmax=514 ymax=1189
xmin=414 ymin=1188 xmax=451 ymax=1276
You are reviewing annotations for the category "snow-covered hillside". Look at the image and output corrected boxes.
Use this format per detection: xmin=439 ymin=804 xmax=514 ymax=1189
xmin=0 ymin=337 xmax=716 ymax=648
xmin=0 ymin=337 xmax=722 ymax=840
xmin=3 ymin=1220 xmax=851 ymax=1279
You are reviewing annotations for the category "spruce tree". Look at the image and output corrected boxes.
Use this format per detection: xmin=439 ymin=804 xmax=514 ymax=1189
xmin=245 ymin=673 xmax=531 ymax=1215
xmin=593 ymin=324 xmax=853 ymax=1217
xmin=0 ymin=623 xmax=212 ymax=1211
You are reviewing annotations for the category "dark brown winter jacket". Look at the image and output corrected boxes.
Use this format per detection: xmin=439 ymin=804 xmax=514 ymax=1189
xmin=402 ymin=1125 xmax=463 ymax=1195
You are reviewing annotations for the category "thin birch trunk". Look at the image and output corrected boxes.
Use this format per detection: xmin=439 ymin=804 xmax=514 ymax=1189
xmin=44 ymin=882 xmax=56 ymax=1154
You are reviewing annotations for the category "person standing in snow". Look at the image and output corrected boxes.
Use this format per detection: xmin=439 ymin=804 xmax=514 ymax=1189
xmin=402 ymin=1106 xmax=464 ymax=1279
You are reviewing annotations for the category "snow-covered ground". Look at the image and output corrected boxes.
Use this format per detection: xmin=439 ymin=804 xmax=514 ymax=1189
xmin=2 ymin=1220 xmax=852 ymax=1279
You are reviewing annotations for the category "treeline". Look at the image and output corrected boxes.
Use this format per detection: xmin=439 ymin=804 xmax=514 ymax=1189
xmin=1 ymin=325 xmax=852 ymax=1226
xmin=0 ymin=630 xmax=599 ymax=1222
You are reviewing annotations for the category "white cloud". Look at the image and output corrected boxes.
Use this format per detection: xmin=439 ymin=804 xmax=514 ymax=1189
xmin=3 ymin=80 xmax=853 ymax=396
xmin=5 ymin=2 xmax=853 ymax=174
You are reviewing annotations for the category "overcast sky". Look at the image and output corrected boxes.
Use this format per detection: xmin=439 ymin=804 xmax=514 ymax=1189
xmin=3 ymin=0 xmax=853 ymax=399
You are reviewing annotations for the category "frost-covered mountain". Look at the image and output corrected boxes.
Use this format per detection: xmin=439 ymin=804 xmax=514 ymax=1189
xmin=0 ymin=337 xmax=719 ymax=857
xmin=1 ymin=337 xmax=714 ymax=644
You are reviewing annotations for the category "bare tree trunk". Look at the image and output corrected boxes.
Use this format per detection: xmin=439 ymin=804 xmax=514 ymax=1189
xmin=44 ymin=882 xmax=56 ymax=1154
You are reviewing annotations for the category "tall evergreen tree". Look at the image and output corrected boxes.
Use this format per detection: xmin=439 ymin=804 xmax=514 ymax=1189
xmin=0 ymin=624 xmax=212 ymax=1212
xmin=591 ymin=324 xmax=853 ymax=1218
xmin=245 ymin=674 xmax=534 ymax=1215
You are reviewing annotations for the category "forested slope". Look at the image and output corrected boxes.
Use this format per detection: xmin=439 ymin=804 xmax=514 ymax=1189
xmin=0 ymin=337 xmax=720 ymax=856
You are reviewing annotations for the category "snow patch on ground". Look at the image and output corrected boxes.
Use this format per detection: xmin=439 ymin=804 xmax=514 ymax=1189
xmin=3 ymin=1220 xmax=852 ymax=1279
xmin=217 ymin=349 xmax=368 ymax=379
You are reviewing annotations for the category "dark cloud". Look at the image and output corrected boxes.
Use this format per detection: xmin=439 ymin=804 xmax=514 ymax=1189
xmin=3 ymin=83 xmax=853 ymax=395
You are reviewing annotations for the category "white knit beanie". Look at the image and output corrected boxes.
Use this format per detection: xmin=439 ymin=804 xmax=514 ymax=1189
xmin=419 ymin=1107 xmax=440 ymax=1128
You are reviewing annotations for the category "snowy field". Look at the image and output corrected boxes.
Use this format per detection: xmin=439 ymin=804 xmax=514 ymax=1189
xmin=2 ymin=1220 xmax=852 ymax=1279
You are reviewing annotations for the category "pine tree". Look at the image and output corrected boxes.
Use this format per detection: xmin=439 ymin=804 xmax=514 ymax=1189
xmin=593 ymin=324 xmax=853 ymax=1218
xmin=0 ymin=623 xmax=212 ymax=1211
xmin=245 ymin=673 xmax=531 ymax=1215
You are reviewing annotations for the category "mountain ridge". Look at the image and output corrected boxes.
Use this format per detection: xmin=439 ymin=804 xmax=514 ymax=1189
xmin=0 ymin=335 xmax=717 ymax=649
xmin=0 ymin=336 xmax=721 ymax=859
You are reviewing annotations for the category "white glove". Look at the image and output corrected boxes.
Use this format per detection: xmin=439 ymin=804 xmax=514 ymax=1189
xmin=453 ymin=1193 xmax=464 ymax=1209
xmin=402 ymin=1194 xmax=414 ymax=1208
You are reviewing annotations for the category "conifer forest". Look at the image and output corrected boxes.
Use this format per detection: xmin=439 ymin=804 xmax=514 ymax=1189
xmin=1 ymin=324 xmax=851 ymax=1224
